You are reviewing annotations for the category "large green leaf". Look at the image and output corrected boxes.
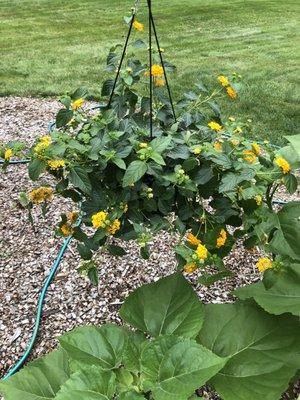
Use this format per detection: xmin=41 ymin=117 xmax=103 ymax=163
xmin=285 ymin=134 xmax=300 ymax=160
xmin=0 ymin=350 xmax=69 ymax=400
xmin=235 ymin=264 xmax=300 ymax=316
xmin=122 ymin=160 xmax=148 ymax=187
xmin=28 ymin=158 xmax=46 ymax=181
xmin=269 ymin=201 xmax=300 ymax=261
xmin=59 ymin=325 xmax=128 ymax=370
xmin=119 ymin=273 xmax=204 ymax=338
xmin=198 ymin=303 xmax=300 ymax=400
xmin=140 ymin=335 xmax=226 ymax=400
xmin=69 ymin=166 xmax=92 ymax=195
xmin=56 ymin=367 xmax=116 ymax=400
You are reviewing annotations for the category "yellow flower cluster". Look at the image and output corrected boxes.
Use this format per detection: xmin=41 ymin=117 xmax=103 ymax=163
xmin=251 ymin=143 xmax=261 ymax=156
xmin=226 ymin=86 xmax=237 ymax=99
xmin=71 ymin=98 xmax=84 ymax=110
xmin=217 ymin=75 xmax=229 ymax=87
xmin=154 ymin=78 xmax=165 ymax=87
xmin=106 ymin=219 xmax=121 ymax=235
xmin=243 ymin=150 xmax=257 ymax=164
xmin=139 ymin=142 xmax=148 ymax=148
xmin=4 ymin=148 xmax=13 ymax=160
xmin=208 ymin=121 xmax=222 ymax=132
xmin=145 ymin=64 xmax=164 ymax=77
xmin=68 ymin=211 xmax=79 ymax=224
xmin=217 ymin=75 xmax=237 ymax=99
xmin=213 ymin=141 xmax=223 ymax=152
xmin=187 ymin=232 xmax=201 ymax=246
xmin=216 ymin=229 xmax=227 ymax=248
xmin=120 ymin=202 xmax=128 ymax=213
xmin=60 ymin=211 xmax=79 ymax=237
xmin=60 ymin=224 xmax=74 ymax=237
xmin=192 ymin=147 xmax=202 ymax=155
xmin=133 ymin=20 xmax=144 ymax=31
xmin=195 ymin=244 xmax=208 ymax=261
xmin=92 ymin=211 xmax=108 ymax=229
xmin=34 ymin=135 xmax=52 ymax=153
xmin=256 ymin=257 xmax=272 ymax=273
xmin=184 ymin=262 xmax=197 ymax=274
xmin=29 ymin=187 xmax=54 ymax=204
xmin=275 ymin=157 xmax=290 ymax=174
xmin=47 ymin=159 xmax=65 ymax=170
xmin=255 ymin=195 xmax=263 ymax=206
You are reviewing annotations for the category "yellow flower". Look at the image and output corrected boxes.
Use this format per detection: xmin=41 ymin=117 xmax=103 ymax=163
xmin=47 ymin=159 xmax=65 ymax=170
xmin=255 ymin=195 xmax=263 ymax=206
xmin=133 ymin=20 xmax=144 ymax=31
xmin=226 ymin=86 xmax=237 ymax=99
xmin=184 ymin=263 xmax=197 ymax=274
xmin=147 ymin=64 xmax=164 ymax=77
xmin=228 ymin=116 xmax=236 ymax=122
xmin=60 ymin=223 xmax=74 ymax=237
xmin=217 ymin=75 xmax=229 ymax=87
xmin=154 ymin=78 xmax=165 ymax=87
xmin=195 ymin=244 xmax=208 ymax=261
xmin=252 ymin=143 xmax=261 ymax=156
xmin=187 ymin=233 xmax=201 ymax=246
xmin=214 ymin=141 xmax=223 ymax=152
xmin=29 ymin=187 xmax=54 ymax=204
xmin=92 ymin=211 xmax=108 ymax=229
xmin=139 ymin=142 xmax=148 ymax=148
xmin=208 ymin=121 xmax=222 ymax=132
xmin=68 ymin=211 xmax=79 ymax=224
xmin=256 ymin=257 xmax=273 ymax=273
xmin=243 ymin=150 xmax=257 ymax=164
xmin=4 ymin=148 xmax=13 ymax=160
xmin=107 ymin=219 xmax=121 ymax=235
xmin=275 ymin=157 xmax=290 ymax=174
xmin=192 ymin=147 xmax=202 ymax=155
xmin=234 ymin=127 xmax=243 ymax=134
xmin=34 ymin=135 xmax=52 ymax=153
xmin=71 ymin=98 xmax=84 ymax=110
xmin=216 ymin=229 xmax=227 ymax=248
xmin=230 ymin=139 xmax=240 ymax=146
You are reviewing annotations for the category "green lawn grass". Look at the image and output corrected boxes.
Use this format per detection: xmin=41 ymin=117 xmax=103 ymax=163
xmin=1 ymin=0 xmax=299 ymax=143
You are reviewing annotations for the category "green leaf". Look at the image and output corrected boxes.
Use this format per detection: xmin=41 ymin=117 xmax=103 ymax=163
xmin=56 ymin=109 xmax=74 ymax=128
xmin=122 ymin=160 xmax=147 ymax=187
xmin=59 ymin=325 xmax=128 ymax=370
xmin=283 ymin=174 xmax=298 ymax=194
xmin=198 ymin=303 xmax=300 ymax=400
xmin=198 ymin=270 xmax=235 ymax=286
xmin=140 ymin=245 xmax=150 ymax=260
xmin=235 ymin=264 xmax=300 ymax=316
xmin=101 ymin=79 xmax=114 ymax=97
xmin=56 ymin=367 xmax=116 ymax=400
xmin=150 ymin=136 xmax=171 ymax=153
xmin=140 ymin=335 xmax=226 ymax=400
xmin=123 ymin=331 xmax=146 ymax=373
xmin=88 ymin=267 xmax=99 ymax=286
xmin=69 ymin=166 xmax=92 ymax=195
xmin=285 ymin=134 xmax=300 ymax=159
xmin=118 ymin=392 xmax=146 ymax=399
xmin=192 ymin=166 xmax=213 ymax=185
xmin=28 ymin=158 xmax=46 ymax=181
xmin=269 ymin=201 xmax=300 ymax=261
xmin=112 ymin=157 xmax=126 ymax=170
xmin=77 ymin=243 xmax=93 ymax=260
xmin=0 ymin=350 xmax=69 ymax=400
xmin=107 ymin=244 xmax=126 ymax=256
xmin=119 ymin=273 xmax=204 ymax=338
xmin=150 ymin=152 xmax=166 ymax=166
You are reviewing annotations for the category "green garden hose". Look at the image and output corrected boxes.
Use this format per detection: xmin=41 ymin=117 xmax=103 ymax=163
xmin=0 ymin=158 xmax=81 ymax=381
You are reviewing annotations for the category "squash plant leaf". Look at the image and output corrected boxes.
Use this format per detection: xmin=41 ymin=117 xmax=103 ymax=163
xmin=120 ymin=273 xmax=204 ymax=338
xmin=197 ymin=303 xmax=300 ymax=400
